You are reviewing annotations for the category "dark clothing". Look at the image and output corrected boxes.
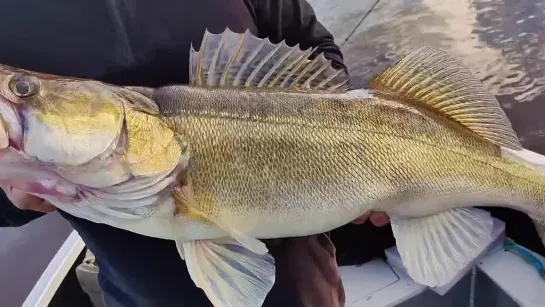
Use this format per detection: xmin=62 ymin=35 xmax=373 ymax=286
xmin=0 ymin=0 xmax=345 ymax=306
xmin=0 ymin=190 xmax=46 ymax=227
xmin=0 ymin=0 xmax=344 ymax=86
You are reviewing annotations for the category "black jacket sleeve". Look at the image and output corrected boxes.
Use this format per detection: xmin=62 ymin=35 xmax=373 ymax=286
xmin=246 ymin=0 xmax=347 ymax=72
xmin=0 ymin=191 xmax=45 ymax=227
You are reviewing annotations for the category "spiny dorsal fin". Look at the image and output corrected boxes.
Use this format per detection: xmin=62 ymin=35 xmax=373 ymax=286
xmin=369 ymin=47 xmax=522 ymax=150
xmin=189 ymin=28 xmax=350 ymax=91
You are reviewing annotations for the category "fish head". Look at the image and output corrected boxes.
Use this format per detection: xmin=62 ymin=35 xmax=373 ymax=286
xmin=0 ymin=65 xmax=125 ymax=166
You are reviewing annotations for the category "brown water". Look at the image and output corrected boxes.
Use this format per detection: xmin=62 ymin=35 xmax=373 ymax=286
xmin=339 ymin=0 xmax=545 ymax=152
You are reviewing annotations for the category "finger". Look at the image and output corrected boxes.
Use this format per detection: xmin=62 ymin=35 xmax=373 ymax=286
xmin=0 ymin=183 xmax=12 ymax=193
xmin=26 ymin=199 xmax=56 ymax=213
xmin=5 ymin=187 xmax=38 ymax=205
xmin=4 ymin=187 xmax=55 ymax=213
xmin=369 ymin=212 xmax=390 ymax=227
xmin=351 ymin=212 xmax=371 ymax=224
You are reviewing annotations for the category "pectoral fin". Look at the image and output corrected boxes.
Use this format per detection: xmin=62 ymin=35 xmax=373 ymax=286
xmin=391 ymin=208 xmax=494 ymax=287
xmin=173 ymin=178 xmax=268 ymax=255
xmin=0 ymin=115 xmax=9 ymax=148
xmin=176 ymin=238 xmax=275 ymax=307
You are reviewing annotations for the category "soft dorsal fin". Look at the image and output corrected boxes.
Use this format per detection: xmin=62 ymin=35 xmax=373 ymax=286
xmin=189 ymin=28 xmax=350 ymax=91
xmin=369 ymin=47 xmax=521 ymax=150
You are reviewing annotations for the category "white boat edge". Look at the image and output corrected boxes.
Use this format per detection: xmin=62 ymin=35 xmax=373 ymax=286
xmin=23 ymin=224 xmax=545 ymax=307
xmin=22 ymin=230 xmax=86 ymax=307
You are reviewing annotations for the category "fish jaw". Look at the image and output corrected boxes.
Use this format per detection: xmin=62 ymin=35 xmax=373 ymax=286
xmin=0 ymin=93 xmax=80 ymax=201
xmin=0 ymin=178 xmax=77 ymax=202
xmin=0 ymin=147 xmax=80 ymax=201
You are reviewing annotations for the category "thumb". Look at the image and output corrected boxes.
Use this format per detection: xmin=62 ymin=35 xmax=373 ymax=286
xmin=1 ymin=184 xmax=56 ymax=213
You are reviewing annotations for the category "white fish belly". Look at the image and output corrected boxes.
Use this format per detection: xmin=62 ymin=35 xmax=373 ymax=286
xmin=216 ymin=198 xmax=370 ymax=239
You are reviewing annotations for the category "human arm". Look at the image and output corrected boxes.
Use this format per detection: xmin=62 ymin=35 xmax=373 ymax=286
xmin=352 ymin=211 xmax=390 ymax=226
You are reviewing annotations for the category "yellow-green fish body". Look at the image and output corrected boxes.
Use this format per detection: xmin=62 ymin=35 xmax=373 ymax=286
xmin=1 ymin=29 xmax=545 ymax=307
xmin=157 ymin=85 xmax=545 ymax=240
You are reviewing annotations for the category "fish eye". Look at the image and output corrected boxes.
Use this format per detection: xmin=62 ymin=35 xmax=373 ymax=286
xmin=9 ymin=74 xmax=39 ymax=98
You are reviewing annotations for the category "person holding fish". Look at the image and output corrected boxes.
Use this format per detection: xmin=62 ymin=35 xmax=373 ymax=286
xmin=0 ymin=0 xmax=389 ymax=306
xmin=4 ymin=0 xmax=545 ymax=305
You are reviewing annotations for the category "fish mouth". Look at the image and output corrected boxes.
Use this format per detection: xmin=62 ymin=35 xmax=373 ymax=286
xmin=0 ymin=94 xmax=23 ymax=150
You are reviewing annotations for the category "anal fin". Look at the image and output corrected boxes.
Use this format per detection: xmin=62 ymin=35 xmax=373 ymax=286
xmin=176 ymin=238 xmax=275 ymax=307
xmin=391 ymin=208 xmax=494 ymax=287
xmin=531 ymin=219 xmax=545 ymax=248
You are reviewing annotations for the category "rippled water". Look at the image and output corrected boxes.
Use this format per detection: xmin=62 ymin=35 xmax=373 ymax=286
xmin=339 ymin=0 xmax=545 ymax=152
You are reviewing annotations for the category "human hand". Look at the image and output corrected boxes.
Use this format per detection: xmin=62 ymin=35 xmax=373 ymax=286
xmin=0 ymin=184 xmax=56 ymax=213
xmin=352 ymin=211 xmax=389 ymax=227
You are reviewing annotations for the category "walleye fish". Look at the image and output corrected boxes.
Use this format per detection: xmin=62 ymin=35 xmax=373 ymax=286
xmin=1 ymin=28 xmax=544 ymax=306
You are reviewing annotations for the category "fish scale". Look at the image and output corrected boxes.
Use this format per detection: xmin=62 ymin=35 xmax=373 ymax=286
xmin=159 ymin=85 xmax=529 ymax=231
